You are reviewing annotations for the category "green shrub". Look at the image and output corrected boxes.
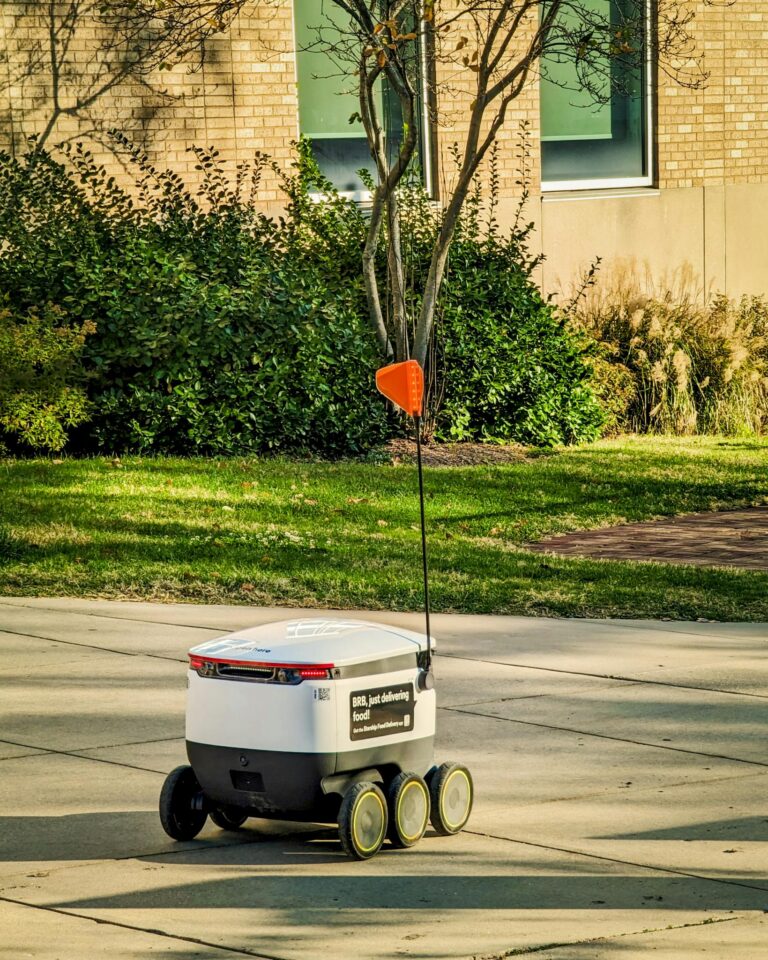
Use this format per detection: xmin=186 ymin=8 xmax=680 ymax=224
xmin=396 ymin=149 xmax=605 ymax=446
xmin=0 ymin=135 xmax=604 ymax=453
xmin=435 ymin=240 xmax=604 ymax=445
xmin=574 ymin=265 xmax=768 ymax=435
xmin=86 ymin=248 xmax=388 ymax=455
xmin=0 ymin=300 xmax=93 ymax=451
xmin=585 ymin=355 xmax=637 ymax=437
xmin=0 ymin=141 xmax=389 ymax=456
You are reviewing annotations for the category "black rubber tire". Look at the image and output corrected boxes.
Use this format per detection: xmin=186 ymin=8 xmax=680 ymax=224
xmin=427 ymin=762 xmax=473 ymax=836
xmin=209 ymin=807 xmax=248 ymax=831
xmin=338 ymin=781 xmax=388 ymax=860
xmin=386 ymin=772 xmax=430 ymax=848
xmin=159 ymin=765 xmax=208 ymax=841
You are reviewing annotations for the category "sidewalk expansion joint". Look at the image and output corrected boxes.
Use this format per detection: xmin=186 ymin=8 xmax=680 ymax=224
xmin=445 ymin=682 xmax=643 ymax=709
xmin=444 ymin=694 xmax=552 ymax=709
xmin=3 ymin=599 xmax=763 ymax=648
xmin=476 ymin=915 xmax=740 ymax=958
xmin=0 ymin=750 xmax=52 ymax=763
xmin=587 ymin=616 xmax=767 ymax=643
xmin=0 ymin=599 xmax=227 ymax=634
xmin=4 ymin=607 xmax=765 ymax=698
xmin=0 ymin=738 xmax=169 ymax=776
xmin=485 ymin=765 xmax=768 ymax=806
xmin=442 ymin=704 xmax=768 ymax=768
xmin=463 ymin=829 xmax=768 ymax=894
xmin=0 ymin=894 xmax=288 ymax=959
xmin=0 ymin=626 xmax=186 ymax=663
xmin=440 ymin=653 xmax=768 ymax=700
xmin=130 ymin=830 xmax=296 ymax=863
xmin=75 ymin=734 xmax=184 ymax=753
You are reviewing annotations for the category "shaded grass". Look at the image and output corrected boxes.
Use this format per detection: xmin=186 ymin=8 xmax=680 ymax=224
xmin=1 ymin=436 xmax=767 ymax=620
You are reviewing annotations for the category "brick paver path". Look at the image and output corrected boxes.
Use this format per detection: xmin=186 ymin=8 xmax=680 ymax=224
xmin=527 ymin=506 xmax=768 ymax=570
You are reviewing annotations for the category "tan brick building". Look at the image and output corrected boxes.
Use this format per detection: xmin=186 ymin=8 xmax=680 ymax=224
xmin=1 ymin=1 xmax=766 ymax=298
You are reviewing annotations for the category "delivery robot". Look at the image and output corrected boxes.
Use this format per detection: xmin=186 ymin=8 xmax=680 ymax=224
xmin=159 ymin=617 xmax=472 ymax=859
xmin=158 ymin=360 xmax=472 ymax=859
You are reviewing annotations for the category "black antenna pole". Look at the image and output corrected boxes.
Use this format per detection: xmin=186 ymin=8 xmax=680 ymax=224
xmin=414 ymin=414 xmax=431 ymax=671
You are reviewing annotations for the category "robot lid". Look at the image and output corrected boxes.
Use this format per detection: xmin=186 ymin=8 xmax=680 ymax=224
xmin=188 ymin=618 xmax=434 ymax=670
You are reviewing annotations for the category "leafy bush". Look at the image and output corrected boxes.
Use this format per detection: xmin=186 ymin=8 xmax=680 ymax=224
xmin=585 ymin=355 xmax=637 ymax=437
xmin=0 ymin=300 xmax=93 ymax=451
xmin=0 ymin=134 xmax=603 ymax=454
xmin=397 ymin=147 xmax=604 ymax=446
xmin=435 ymin=238 xmax=604 ymax=446
xmin=0 ymin=141 xmax=389 ymax=455
xmin=574 ymin=265 xmax=768 ymax=435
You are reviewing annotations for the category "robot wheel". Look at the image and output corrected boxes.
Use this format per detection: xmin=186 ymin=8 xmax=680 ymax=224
xmin=209 ymin=806 xmax=249 ymax=831
xmin=386 ymin=772 xmax=430 ymax=848
xmin=427 ymin=762 xmax=474 ymax=836
xmin=159 ymin=764 xmax=208 ymax=841
xmin=338 ymin=781 xmax=388 ymax=860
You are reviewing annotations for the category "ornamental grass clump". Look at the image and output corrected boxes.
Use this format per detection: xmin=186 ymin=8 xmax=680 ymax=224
xmin=574 ymin=265 xmax=768 ymax=436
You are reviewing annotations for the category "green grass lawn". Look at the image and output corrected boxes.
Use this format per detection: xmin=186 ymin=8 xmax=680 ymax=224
xmin=1 ymin=436 xmax=766 ymax=620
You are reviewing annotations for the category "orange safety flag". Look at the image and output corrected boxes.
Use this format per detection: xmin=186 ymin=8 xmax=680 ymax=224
xmin=375 ymin=360 xmax=424 ymax=417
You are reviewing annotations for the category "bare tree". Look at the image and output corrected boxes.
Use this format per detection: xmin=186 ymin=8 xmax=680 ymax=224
xmin=100 ymin=0 xmax=722 ymax=367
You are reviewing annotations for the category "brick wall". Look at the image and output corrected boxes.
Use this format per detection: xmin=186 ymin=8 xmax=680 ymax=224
xmin=1 ymin=2 xmax=767 ymax=207
xmin=657 ymin=1 xmax=768 ymax=189
xmin=0 ymin=1 xmax=298 ymax=205
xmin=431 ymin=4 xmax=541 ymax=204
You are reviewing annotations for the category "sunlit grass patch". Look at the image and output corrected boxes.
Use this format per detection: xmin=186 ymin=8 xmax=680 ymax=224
xmin=0 ymin=436 xmax=766 ymax=620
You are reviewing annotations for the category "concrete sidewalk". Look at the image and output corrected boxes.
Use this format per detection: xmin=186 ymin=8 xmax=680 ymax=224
xmin=0 ymin=598 xmax=766 ymax=959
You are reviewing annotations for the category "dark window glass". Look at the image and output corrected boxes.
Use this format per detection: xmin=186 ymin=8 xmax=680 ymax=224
xmin=295 ymin=0 xmax=421 ymax=193
xmin=540 ymin=0 xmax=647 ymax=184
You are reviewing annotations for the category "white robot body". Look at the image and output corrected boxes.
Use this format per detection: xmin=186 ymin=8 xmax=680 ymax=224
xmin=185 ymin=618 xmax=436 ymax=819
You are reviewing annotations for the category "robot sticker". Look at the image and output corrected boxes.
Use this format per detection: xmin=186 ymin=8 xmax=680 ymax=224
xmin=350 ymin=683 xmax=415 ymax=740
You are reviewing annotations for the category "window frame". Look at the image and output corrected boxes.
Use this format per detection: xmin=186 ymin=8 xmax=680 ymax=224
xmin=540 ymin=0 xmax=654 ymax=193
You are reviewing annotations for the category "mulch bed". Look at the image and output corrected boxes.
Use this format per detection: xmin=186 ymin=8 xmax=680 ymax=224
xmin=384 ymin=439 xmax=529 ymax=467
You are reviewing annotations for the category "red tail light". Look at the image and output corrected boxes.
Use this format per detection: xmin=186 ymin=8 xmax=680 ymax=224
xmin=298 ymin=667 xmax=331 ymax=679
xmin=188 ymin=655 xmax=333 ymax=683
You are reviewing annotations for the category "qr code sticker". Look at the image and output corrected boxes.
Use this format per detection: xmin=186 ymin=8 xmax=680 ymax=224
xmin=314 ymin=688 xmax=331 ymax=702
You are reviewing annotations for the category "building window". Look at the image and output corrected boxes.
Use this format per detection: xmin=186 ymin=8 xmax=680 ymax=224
xmin=294 ymin=0 xmax=431 ymax=196
xmin=540 ymin=0 xmax=651 ymax=190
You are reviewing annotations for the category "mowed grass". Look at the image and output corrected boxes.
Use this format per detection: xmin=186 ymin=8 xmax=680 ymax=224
xmin=0 ymin=436 xmax=767 ymax=620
